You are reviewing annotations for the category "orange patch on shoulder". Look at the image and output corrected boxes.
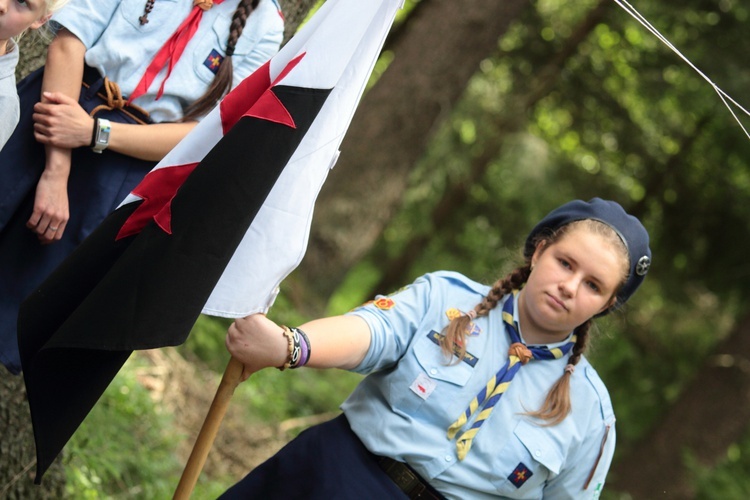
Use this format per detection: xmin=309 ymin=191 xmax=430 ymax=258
xmin=373 ymin=297 xmax=395 ymax=310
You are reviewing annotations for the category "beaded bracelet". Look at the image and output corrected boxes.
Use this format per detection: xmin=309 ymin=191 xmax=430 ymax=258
xmin=279 ymin=326 xmax=295 ymax=371
xmin=279 ymin=325 xmax=312 ymax=370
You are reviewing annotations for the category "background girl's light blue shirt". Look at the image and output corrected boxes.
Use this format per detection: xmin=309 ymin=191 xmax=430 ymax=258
xmin=52 ymin=0 xmax=283 ymax=122
xmin=0 ymin=40 xmax=20 ymax=149
xmin=344 ymin=271 xmax=616 ymax=499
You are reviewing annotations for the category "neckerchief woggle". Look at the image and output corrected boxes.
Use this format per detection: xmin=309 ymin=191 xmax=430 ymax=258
xmin=446 ymin=291 xmax=577 ymax=459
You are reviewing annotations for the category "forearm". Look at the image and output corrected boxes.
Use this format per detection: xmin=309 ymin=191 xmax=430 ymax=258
xmin=43 ymin=29 xmax=85 ymax=100
xmin=42 ymin=29 xmax=85 ymax=174
xmin=299 ymin=316 xmax=371 ymax=370
xmin=107 ymin=120 xmax=198 ymax=161
xmin=226 ymin=314 xmax=372 ymax=379
xmin=42 ymin=148 xmax=72 ymax=179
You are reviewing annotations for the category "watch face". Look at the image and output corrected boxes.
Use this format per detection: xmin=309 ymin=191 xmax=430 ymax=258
xmin=97 ymin=122 xmax=111 ymax=145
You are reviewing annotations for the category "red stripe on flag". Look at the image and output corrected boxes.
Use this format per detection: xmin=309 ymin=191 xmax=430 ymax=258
xmin=220 ymin=61 xmax=272 ymax=134
xmin=240 ymin=53 xmax=307 ymax=127
xmin=272 ymin=52 xmax=306 ymax=86
xmin=115 ymin=162 xmax=199 ymax=240
xmin=246 ymin=90 xmax=296 ymax=128
xmin=218 ymin=53 xmax=307 ymax=134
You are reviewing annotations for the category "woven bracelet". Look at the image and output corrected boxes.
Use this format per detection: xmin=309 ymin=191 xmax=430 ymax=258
xmin=278 ymin=325 xmax=295 ymax=371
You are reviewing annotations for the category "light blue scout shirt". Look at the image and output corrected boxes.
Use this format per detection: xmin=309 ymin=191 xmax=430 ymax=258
xmin=0 ymin=39 xmax=20 ymax=149
xmin=51 ymin=0 xmax=284 ymax=122
xmin=343 ymin=271 xmax=616 ymax=500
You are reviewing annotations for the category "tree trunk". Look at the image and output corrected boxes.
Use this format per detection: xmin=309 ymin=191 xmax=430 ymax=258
xmin=608 ymin=312 xmax=750 ymax=498
xmin=296 ymin=0 xmax=531 ymax=311
xmin=0 ymin=373 xmax=66 ymax=499
xmin=15 ymin=36 xmax=47 ymax=80
xmin=278 ymin=0 xmax=319 ymax=44
xmin=368 ymin=0 xmax=610 ymax=297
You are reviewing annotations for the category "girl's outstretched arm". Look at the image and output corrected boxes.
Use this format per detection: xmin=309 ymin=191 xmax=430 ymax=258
xmin=226 ymin=314 xmax=372 ymax=380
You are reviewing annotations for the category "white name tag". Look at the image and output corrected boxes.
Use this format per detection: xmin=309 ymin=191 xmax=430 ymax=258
xmin=410 ymin=372 xmax=436 ymax=400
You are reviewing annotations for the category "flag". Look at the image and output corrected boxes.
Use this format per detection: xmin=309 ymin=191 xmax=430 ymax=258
xmin=18 ymin=0 xmax=402 ymax=482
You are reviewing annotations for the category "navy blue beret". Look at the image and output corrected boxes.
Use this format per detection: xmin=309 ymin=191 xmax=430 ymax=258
xmin=524 ymin=198 xmax=651 ymax=311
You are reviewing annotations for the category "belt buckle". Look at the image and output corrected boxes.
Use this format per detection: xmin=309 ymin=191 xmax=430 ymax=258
xmin=391 ymin=465 xmax=420 ymax=492
xmin=381 ymin=458 xmax=428 ymax=498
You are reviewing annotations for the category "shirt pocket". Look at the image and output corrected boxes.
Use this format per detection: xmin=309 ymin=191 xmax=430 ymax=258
xmin=192 ymin=11 xmax=264 ymax=85
xmin=120 ymin=0 xmax=182 ymax=34
xmin=386 ymin=332 xmax=474 ymax=418
xmin=491 ymin=419 xmax=565 ymax=497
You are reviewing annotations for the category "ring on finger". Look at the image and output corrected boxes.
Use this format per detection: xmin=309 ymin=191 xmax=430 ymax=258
xmin=48 ymin=226 xmax=58 ymax=231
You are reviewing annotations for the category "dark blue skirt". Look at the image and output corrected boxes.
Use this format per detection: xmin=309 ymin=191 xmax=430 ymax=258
xmin=219 ymin=414 xmax=410 ymax=499
xmin=0 ymin=66 xmax=156 ymax=374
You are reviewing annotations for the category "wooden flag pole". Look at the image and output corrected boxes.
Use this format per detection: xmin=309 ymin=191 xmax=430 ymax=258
xmin=173 ymin=356 xmax=245 ymax=499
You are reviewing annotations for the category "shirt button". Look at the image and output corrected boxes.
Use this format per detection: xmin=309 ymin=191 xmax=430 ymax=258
xmin=445 ymin=455 xmax=453 ymax=462
xmin=430 ymin=368 xmax=437 ymax=375
xmin=535 ymin=450 xmax=542 ymax=457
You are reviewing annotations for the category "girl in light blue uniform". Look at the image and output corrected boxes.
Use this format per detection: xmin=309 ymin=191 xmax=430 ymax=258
xmin=49 ymin=0 xmax=286 ymax=123
xmin=341 ymin=272 xmax=616 ymax=499
xmin=222 ymin=198 xmax=651 ymax=499
xmin=0 ymin=0 xmax=284 ymax=374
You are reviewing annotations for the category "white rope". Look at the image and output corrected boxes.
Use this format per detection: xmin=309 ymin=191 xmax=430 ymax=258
xmin=613 ymin=0 xmax=750 ymax=140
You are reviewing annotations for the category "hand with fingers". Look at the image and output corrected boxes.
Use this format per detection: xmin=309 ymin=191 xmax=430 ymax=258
xmin=32 ymin=92 xmax=95 ymax=149
xmin=26 ymin=169 xmax=70 ymax=244
xmin=225 ymin=314 xmax=289 ymax=381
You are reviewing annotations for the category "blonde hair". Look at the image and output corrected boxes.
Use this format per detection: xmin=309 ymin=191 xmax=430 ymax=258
xmin=441 ymin=219 xmax=629 ymax=425
xmin=44 ymin=0 xmax=71 ymax=12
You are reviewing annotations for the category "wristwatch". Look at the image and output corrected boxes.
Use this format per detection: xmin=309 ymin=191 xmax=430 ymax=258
xmin=91 ymin=118 xmax=111 ymax=153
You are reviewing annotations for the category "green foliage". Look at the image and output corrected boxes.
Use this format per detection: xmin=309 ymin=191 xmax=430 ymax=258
xmin=178 ymin=314 xmax=234 ymax=368
xmin=693 ymin=430 xmax=750 ymax=498
xmin=328 ymin=260 xmax=383 ymax=313
xmin=64 ymin=357 xmax=182 ymax=498
xmin=233 ymin=366 xmax=362 ymax=424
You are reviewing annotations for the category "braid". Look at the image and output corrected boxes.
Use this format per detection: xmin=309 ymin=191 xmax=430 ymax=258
xmin=226 ymin=0 xmax=254 ymax=56
xmin=182 ymin=0 xmax=259 ymax=121
xmin=567 ymin=320 xmax=591 ymax=368
xmin=526 ymin=319 xmax=592 ymax=425
xmin=441 ymin=265 xmax=531 ymax=361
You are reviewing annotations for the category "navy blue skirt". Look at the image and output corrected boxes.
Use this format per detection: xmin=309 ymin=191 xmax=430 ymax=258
xmin=220 ymin=414 xmax=410 ymax=499
xmin=0 ymin=66 xmax=156 ymax=374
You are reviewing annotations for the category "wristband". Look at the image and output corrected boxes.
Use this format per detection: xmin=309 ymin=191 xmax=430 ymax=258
xmin=290 ymin=327 xmax=311 ymax=369
xmin=91 ymin=118 xmax=111 ymax=153
xmin=278 ymin=325 xmax=312 ymax=370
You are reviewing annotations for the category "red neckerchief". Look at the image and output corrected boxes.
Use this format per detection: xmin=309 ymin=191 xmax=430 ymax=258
xmin=129 ymin=0 xmax=225 ymax=103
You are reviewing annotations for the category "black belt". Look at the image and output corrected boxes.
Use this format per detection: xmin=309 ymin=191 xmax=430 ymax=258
xmin=376 ymin=456 xmax=446 ymax=500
